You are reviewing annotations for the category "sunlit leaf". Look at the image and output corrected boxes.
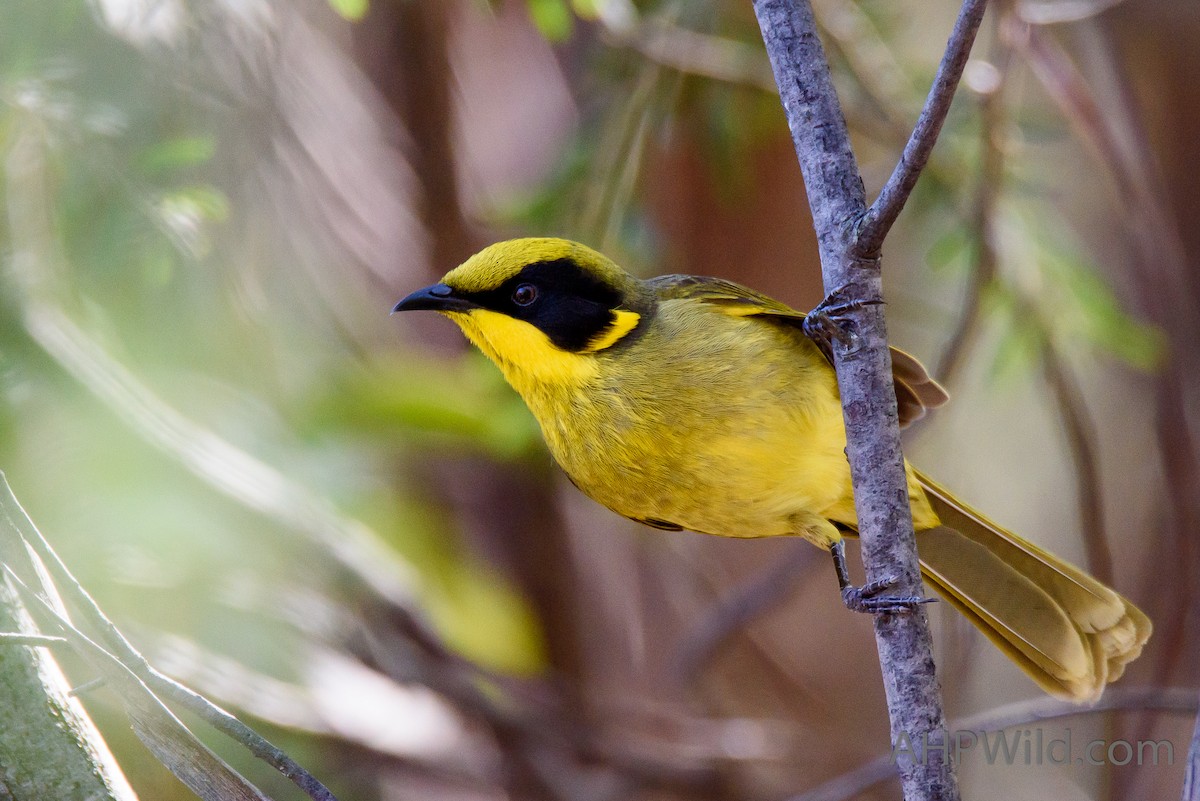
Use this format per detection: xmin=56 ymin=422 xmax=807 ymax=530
xmin=328 ymin=0 xmax=369 ymax=22
xmin=527 ymin=0 xmax=573 ymax=41
xmin=159 ymin=185 xmax=229 ymax=222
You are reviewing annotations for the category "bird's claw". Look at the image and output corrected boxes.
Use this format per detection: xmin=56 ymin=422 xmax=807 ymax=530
xmin=801 ymin=287 xmax=884 ymax=351
xmin=840 ymin=574 xmax=934 ymax=615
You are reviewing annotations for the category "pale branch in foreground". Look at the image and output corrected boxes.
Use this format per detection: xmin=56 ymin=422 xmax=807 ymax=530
xmin=0 ymin=577 xmax=137 ymax=800
xmin=0 ymin=473 xmax=339 ymax=801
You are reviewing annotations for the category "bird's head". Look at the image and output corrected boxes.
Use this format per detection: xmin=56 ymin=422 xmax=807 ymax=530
xmin=393 ymin=238 xmax=650 ymax=391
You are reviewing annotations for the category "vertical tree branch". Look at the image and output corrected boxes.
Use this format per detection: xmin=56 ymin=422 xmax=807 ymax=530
xmin=752 ymin=2 xmax=866 ymax=268
xmin=753 ymin=4 xmax=979 ymax=801
xmin=752 ymin=2 xmax=987 ymax=800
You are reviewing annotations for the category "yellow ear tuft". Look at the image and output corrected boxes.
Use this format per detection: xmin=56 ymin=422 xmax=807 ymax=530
xmin=447 ymin=310 xmax=601 ymax=392
xmin=583 ymin=310 xmax=641 ymax=352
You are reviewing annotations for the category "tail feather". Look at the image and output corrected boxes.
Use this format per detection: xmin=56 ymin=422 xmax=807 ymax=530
xmin=915 ymin=472 xmax=1151 ymax=702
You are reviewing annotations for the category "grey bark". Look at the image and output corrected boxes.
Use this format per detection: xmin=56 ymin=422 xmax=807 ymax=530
xmin=751 ymin=2 xmax=985 ymax=800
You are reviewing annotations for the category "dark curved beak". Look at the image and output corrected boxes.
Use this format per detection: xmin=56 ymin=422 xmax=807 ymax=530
xmin=391 ymin=283 xmax=475 ymax=314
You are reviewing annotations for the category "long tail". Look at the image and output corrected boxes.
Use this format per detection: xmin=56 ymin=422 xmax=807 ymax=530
xmin=914 ymin=471 xmax=1151 ymax=702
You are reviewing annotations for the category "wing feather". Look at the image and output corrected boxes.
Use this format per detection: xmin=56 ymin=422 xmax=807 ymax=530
xmin=649 ymin=274 xmax=948 ymax=427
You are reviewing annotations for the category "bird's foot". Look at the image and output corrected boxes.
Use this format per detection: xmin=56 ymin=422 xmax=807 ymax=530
xmin=840 ymin=575 xmax=934 ymax=615
xmin=801 ymin=287 xmax=884 ymax=350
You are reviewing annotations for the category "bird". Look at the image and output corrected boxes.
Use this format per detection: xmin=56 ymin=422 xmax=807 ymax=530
xmin=392 ymin=236 xmax=1151 ymax=702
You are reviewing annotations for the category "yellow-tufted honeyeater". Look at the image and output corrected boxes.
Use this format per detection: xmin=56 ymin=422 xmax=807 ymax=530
xmin=393 ymin=237 xmax=1150 ymax=701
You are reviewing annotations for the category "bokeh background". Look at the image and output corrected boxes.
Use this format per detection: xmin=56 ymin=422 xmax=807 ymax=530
xmin=1 ymin=0 xmax=1198 ymax=799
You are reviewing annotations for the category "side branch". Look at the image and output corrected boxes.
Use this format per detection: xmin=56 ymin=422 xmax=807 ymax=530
xmin=855 ymin=0 xmax=989 ymax=255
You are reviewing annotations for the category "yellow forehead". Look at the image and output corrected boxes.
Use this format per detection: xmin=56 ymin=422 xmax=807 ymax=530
xmin=441 ymin=237 xmax=625 ymax=293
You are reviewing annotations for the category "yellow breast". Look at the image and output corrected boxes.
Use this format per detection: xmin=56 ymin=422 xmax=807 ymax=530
xmin=444 ymin=300 xmax=938 ymax=538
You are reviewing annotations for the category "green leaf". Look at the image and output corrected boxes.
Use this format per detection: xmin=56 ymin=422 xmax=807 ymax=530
xmin=138 ymin=136 xmax=216 ymax=173
xmin=328 ymin=0 xmax=368 ymax=22
xmin=989 ymin=316 xmax=1042 ymax=384
xmin=306 ymin=355 xmax=542 ymax=461
xmin=1047 ymin=251 xmax=1165 ymax=371
xmin=527 ymin=0 xmax=573 ymax=41
xmin=925 ymin=225 xmax=973 ymax=273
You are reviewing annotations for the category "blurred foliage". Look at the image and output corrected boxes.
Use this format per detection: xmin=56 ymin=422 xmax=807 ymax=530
xmin=0 ymin=0 xmax=1183 ymax=799
xmin=0 ymin=3 xmax=551 ymax=794
xmin=519 ymin=0 xmax=603 ymax=41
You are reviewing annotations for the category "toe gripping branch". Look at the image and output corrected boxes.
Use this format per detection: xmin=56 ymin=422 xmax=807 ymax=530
xmin=801 ymin=286 xmax=884 ymax=355
xmin=829 ymin=540 xmax=933 ymax=615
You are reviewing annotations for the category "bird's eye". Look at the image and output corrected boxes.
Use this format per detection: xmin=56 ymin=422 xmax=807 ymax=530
xmin=512 ymin=283 xmax=538 ymax=307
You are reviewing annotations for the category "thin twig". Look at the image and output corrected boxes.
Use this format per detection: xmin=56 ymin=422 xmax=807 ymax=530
xmin=856 ymin=0 xmax=989 ymax=255
xmin=0 ymin=632 xmax=68 ymax=647
xmin=1037 ymin=334 xmax=1113 ymax=584
xmin=998 ymin=290 xmax=1114 ymax=588
xmin=671 ymin=543 xmax=815 ymax=685
xmin=789 ymin=686 xmax=1199 ymax=801
xmin=659 ymin=543 xmax=825 ymax=718
xmin=2 ymin=564 xmax=273 ymax=801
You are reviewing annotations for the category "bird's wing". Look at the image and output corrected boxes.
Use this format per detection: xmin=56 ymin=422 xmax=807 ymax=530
xmin=649 ymin=274 xmax=807 ymax=318
xmin=648 ymin=274 xmax=948 ymax=428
